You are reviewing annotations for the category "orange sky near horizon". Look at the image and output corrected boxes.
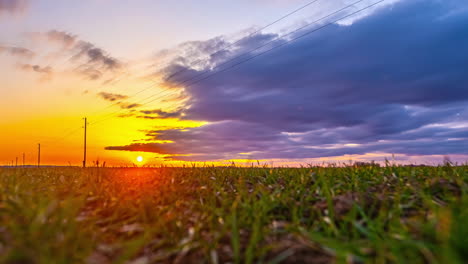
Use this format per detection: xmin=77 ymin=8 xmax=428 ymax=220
xmin=0 ymin=70 xmax=205 ymax=166
xmin=0 ymin=105 xmax=207 ymax=166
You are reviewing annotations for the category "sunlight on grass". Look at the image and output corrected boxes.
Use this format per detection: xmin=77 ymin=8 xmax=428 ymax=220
xmin=0 ymin=164 xmax=467 ymax=263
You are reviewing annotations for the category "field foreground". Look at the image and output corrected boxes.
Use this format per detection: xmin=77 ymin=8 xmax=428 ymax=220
xmin=0 ymin=165 xmax=467 ymax=263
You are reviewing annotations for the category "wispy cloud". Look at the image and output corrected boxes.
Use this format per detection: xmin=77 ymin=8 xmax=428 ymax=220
xmin=0 ymin=45 xmax=34 ymax=59
xmin=139 ymin=109 xmax=183 ymax=119
xmin=76 ymin=66 xmax=102 ymax=80
xmin=43 ymin=30 xmax=78 ymax=48
xmin=29 ymin=30 xmax=124 ymax=81
xmin=97 ymin=92 xmax=142 ymax=111
xmin=97 ymin=92 xmax=128 ymax=102
xmin=71 ymin=41 xmax=122 ymax=71
xmin=118 ymin=102 xmax=141 ymax=109
xmin=18 ymin=63 xmax=53 ymax=81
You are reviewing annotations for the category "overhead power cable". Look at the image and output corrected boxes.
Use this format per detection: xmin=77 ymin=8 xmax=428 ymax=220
xmin=164 ymin=0 xmax=322 ymax=81
xmin=90 ymin=0 xmax=386 ymax=127
xmin=85 ymin=0 xmax=322 ymax=120
xmin=48 ymin=0 xmax=387 ymax=150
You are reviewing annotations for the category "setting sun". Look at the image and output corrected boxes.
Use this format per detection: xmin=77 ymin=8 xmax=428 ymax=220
xmin=136 ymin=156 xmax=143 ymax=163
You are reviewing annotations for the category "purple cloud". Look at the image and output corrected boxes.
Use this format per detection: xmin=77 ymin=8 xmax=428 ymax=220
xmin=106 ymin=0 xmax=468 ymax=162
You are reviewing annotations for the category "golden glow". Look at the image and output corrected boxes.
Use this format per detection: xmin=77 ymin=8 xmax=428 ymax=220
xmin=0 ymin=71 xmax=206 ymax=166
xmin=0 ymin=37 xmax=215 ymax=167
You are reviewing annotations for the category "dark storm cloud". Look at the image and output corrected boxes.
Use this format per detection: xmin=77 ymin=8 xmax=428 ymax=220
xmin=0 ymin=45 xmax=34 ymax=59
xmin=0 ymin=0 xmax=27 ymax=15
xmin=98 ymin=92 xmax=128 ymax=102
xmin=107 ymin=0 xmax=468 ymax=161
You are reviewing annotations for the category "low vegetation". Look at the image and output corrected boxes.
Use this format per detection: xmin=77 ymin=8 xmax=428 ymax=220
xmin=0 ymin=163 xmax=467 ymax=263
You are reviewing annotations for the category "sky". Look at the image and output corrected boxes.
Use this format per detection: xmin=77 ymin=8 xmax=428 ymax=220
xmin=1 ymin=0 xmax=467 ymax=166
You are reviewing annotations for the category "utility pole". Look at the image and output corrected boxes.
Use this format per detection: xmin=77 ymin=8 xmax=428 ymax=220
xmin=83 ymin=117 xmax=88 ymax=168
xmin=38 ymin=144 xmax=41 ymax=168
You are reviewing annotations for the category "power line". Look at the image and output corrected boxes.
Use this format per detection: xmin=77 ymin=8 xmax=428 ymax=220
xmin=87 ymin=81 xmax=158 ymax=117
xmin=39 ymin=126 xmax=82 ymax=147
xmin=44 ymin=0 xmax=387 ymax=160
xmin=175 ymin=0 xmax=368 ymax=88
xmin=37 ymin=143 xmax=41 ymax=168
xmin=165 ymin=0 xmax=322 ymax=82
xmin=83 ymin=117 xmax=88 ymax=168
xmin=88 ymin=88 xmax=185 ymax=126
xmin=43 ymin=0 xmax=326 ymax=136
xmin=187 ymin=1 xmax=386 ymax=87
xmin=88 ymin=88 xmax=175 ymax=126
xmin=92 ymin=0 xmax=377 ymax=126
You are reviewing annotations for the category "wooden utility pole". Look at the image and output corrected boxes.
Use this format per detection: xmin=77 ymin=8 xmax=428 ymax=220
xmin=83 ymin=117 xmax=87 ymax=168
xmin=38 ymin=144 xmax=41 ymax=167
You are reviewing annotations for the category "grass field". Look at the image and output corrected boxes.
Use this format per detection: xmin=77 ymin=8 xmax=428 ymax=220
xmin=0 ymin=164 xmax=467 ymax=264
